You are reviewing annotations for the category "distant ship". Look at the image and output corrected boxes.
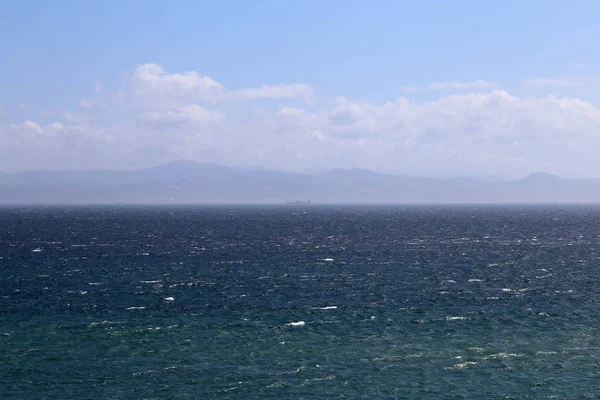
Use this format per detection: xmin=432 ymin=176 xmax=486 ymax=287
xmin=286 ymin=198 xmax=311 ymax=205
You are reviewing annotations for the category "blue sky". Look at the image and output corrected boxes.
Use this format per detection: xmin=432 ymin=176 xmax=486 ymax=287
xmin=1 ymin=0 xmax=600 ymax=177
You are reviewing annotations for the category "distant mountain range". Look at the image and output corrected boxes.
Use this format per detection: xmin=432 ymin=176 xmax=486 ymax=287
xmin=1 ymin=161 xmax=600 ymax=204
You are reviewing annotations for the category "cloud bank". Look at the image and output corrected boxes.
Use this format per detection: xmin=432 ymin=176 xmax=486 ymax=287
xmin=2 ymin=63 xmax=600 ymax=178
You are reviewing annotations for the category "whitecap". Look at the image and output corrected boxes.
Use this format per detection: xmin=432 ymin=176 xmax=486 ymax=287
xmin=277 ymin=366 xmax=305 ymax=375
xmin=373 ymin=356 xmax=404 ymax=362
xmin=444 ymin=316 xmax=467 ymax=321
xmin=164 ymin=297 xmax=175 ymax=302
xmin=468 ymin=278 xmax=483 ymax=282
xmin=323 ymin=258 xmax=334 ymax=262
xmin=132 ymin=370 xmax=154 ymax=376
xmin=31 ymin=248 xmax=42 ymax=253
xmin=88 ymin=320 xmax=119 ymax=327
xmin=304 ymin=375 xmax=336 ymax=382
xmin=286 ymin=321 xmax=305 ymax=327
xmin=314 ymin=306 xmax=337 ymax=310
xmin=468 ymin=347 xmax=485 ymax=352
xmin=140 ymin=280 xmax=162 ymax=284
xmin=485 ymin=352 xmax=524 ymax=360
xmin=446 ymin=361 xmax=477 ymax=369
xmin=125 ymin=306 xmax=146 ymax=310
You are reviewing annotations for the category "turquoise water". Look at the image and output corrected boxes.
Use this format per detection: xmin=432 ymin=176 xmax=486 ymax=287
xmin=2 ymin=205 xmax=600 ymax=398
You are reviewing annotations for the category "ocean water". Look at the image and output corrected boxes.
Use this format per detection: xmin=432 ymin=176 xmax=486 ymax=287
xmin=2 ymin=205 xmax=600 ymax=399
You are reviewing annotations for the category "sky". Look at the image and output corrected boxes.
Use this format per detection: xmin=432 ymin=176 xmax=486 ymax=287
xmin=1 ymin=0 xmax=600 ymax=178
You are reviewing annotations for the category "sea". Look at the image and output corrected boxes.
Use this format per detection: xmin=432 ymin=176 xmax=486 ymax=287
xmin=2 ymin=205 xmax=600 ymax=399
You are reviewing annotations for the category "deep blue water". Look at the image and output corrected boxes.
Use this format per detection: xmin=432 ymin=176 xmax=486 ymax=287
xmin=2 ymin=205 xmax=600 ymax=399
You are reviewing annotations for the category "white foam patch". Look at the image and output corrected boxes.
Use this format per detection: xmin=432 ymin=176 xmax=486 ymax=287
xmin=304 ymin=375 xmax=336 ymax=382
xmin=446 ymin=361 xmax=478 ymax=369
xmin=444 ymin=316 xmax=467 ymax=321
xmin=32 ymin=248 xmax=42 ymax=253
xmin=286 ymin=321 xmax=305 ymax=327
xmin=501 ymin=288 xmax=529 ymax=293
xmin=88 ymin=320 xmax=119 ymax=328
xmin=164 ymin=297 xmax=175 ymax=302
xmin=323 ymin=258 xmax=334 ymax=262
xmin=125 ymin=306 xmax=146 ymax=310
xmin=468 ymin=347 xmax=485 ymax=352
xmin=314 ymin=306 xmax=337 ymax=310
xmin=277 ymin=366 xmax=305 ymax=375
xmin=484 ymin=352 xmax=524 ymax=360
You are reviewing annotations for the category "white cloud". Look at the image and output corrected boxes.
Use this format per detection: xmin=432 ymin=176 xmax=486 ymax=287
xmin=264 ymin=90 xmax=600 ymax=177
xmin=228 ymin=83 xmax=313 ymax=103
xmin=5 ymin=65 xmax=600 ymax=178
xmin=130 ymin=63 xmax=224 ymax=105
xmin=524 ymin=78 xmax=578 ymax=87
xmin=11 ymin=120 xmax=43 ymax=134
xmin=129 ymin=63 xmax=313 ymax=106
xmin=137 ymin=104 xmax=224 ymax=130
xmin=306 ymin=130 xmax=328 ymax=141
xmin=426 ymin=80 xmax=498 ymax=91
xmin=47 ymin=122 xmax=64 ymax=131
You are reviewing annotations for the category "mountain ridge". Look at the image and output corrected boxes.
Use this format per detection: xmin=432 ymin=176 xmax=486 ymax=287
xmin=1 ymin=161 xmax=600 ymax=204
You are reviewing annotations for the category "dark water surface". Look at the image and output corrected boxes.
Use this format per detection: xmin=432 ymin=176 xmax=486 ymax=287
xmin=2 ymin=205 xmax=600 ymax=399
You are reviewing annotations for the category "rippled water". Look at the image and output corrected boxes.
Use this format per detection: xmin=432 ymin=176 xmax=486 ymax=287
xmin=2 ymin=205 xmax=600 ymax=398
